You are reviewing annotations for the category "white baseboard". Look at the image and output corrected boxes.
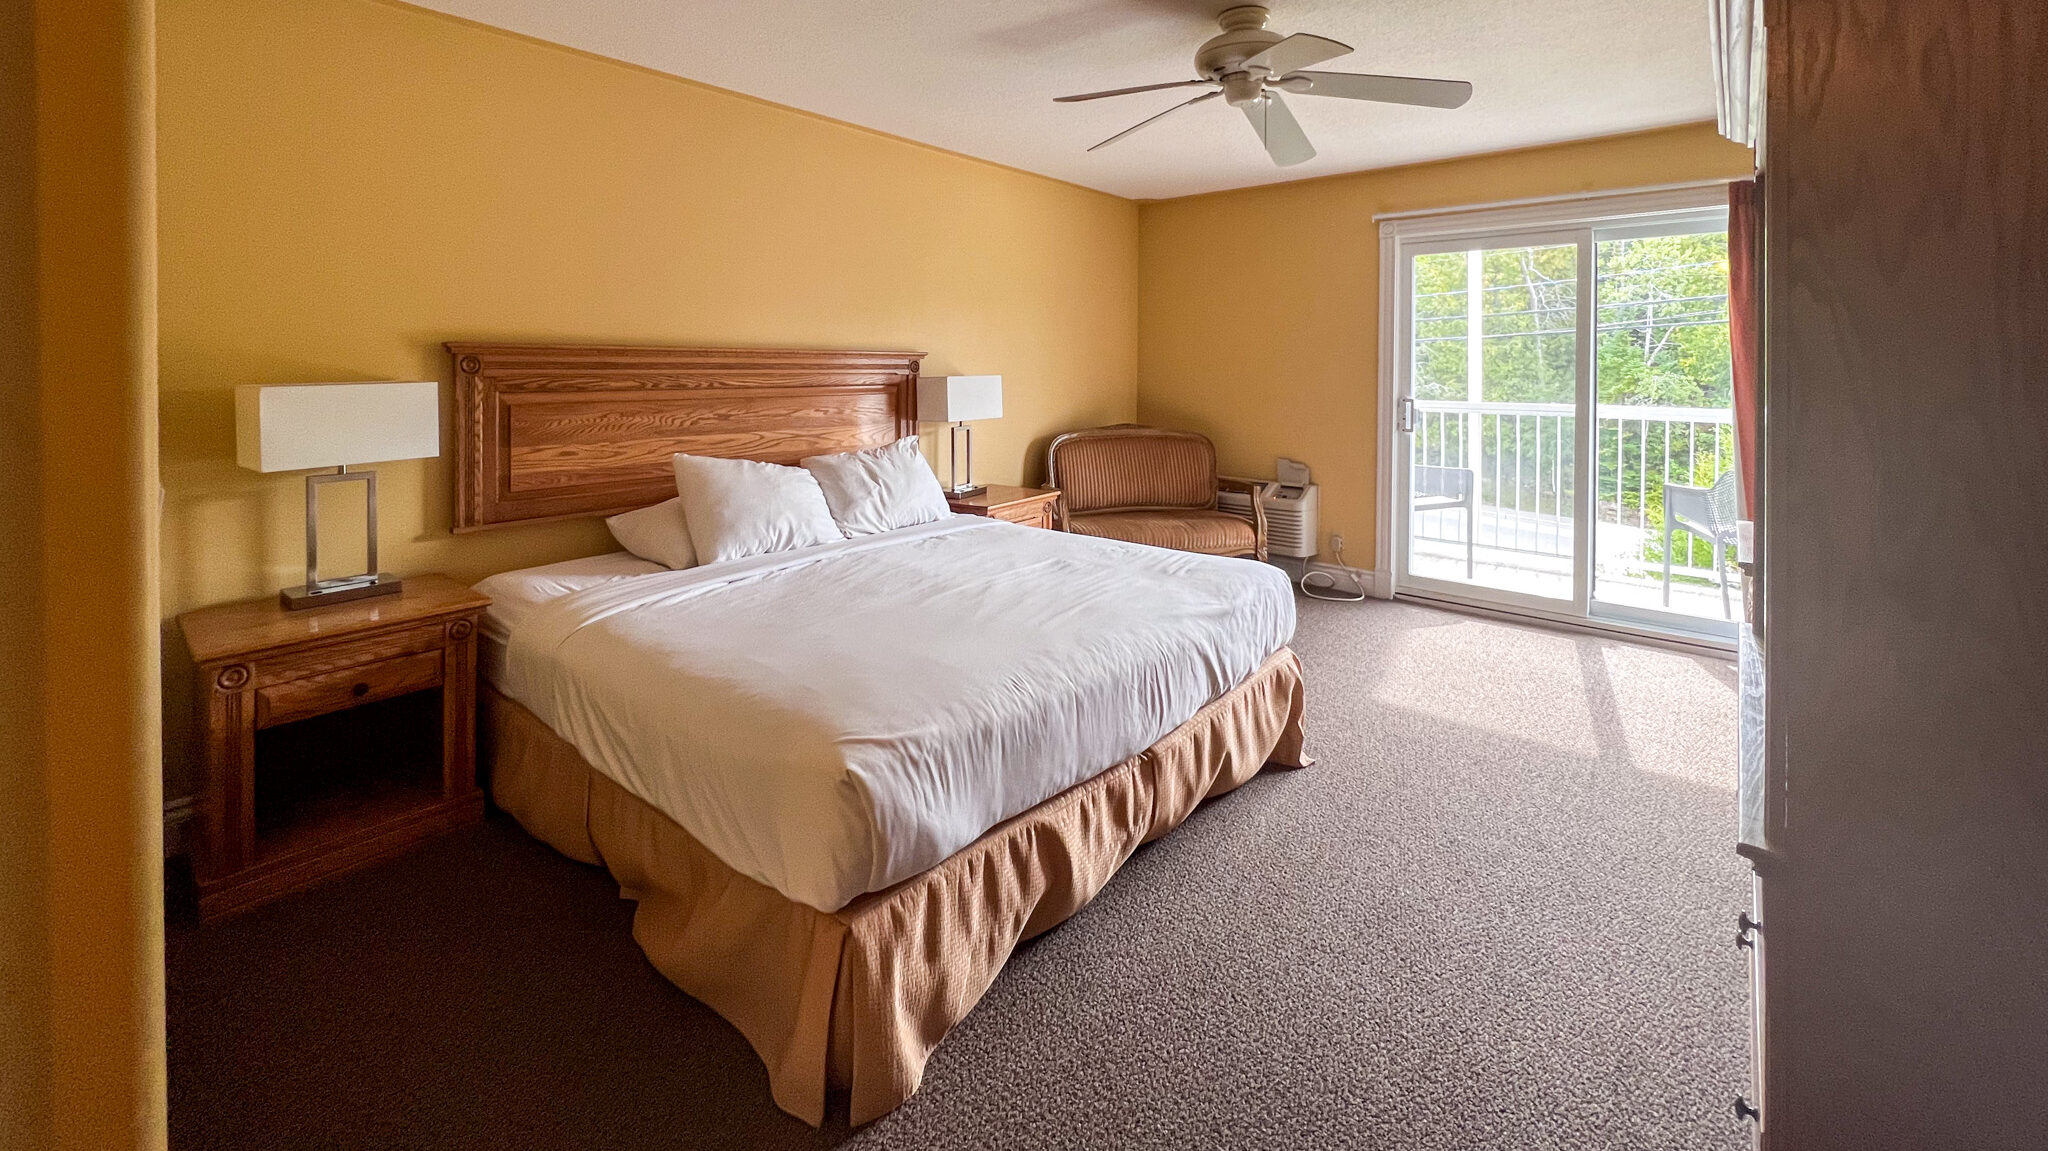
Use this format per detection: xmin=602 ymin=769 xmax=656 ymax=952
xmin=1304 ymin=559 xmax=1380 ymax=597
xmin=1266 ymin=556 xmax=1380 ymax=599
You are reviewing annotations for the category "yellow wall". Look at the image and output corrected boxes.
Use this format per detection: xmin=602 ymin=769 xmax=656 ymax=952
xmin=157 ymin=0 xmax=1139 ymax=791
xmin=1135 ymin=123 xmax=1756 ymax=569
xmin=4 ymin=0 xmax=167 ymax=1147
xmin=6 ymin=3 xmax=1751 ymax=1144
xmin=157 ymin=0 xmax=1137 ymax=614
xmin=147 ymin=6 xmax=1754 ymax=840
xmin=0 ymin=0 xmax=46 ymax=1140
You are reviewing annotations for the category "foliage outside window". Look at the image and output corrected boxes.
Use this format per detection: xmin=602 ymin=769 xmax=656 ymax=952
xmin=1409 ymin=233 xmax=1735 ymax=577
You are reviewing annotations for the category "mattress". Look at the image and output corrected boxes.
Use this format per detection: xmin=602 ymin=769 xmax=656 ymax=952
xmin=483 ymin=517 xmax=1297 ymax=912
xmin=474 ymin=551 xmax=663 ymax=683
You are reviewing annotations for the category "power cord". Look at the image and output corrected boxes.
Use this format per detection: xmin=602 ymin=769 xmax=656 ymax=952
xmin=1299 ymin=536 xmax=1367 ymax=602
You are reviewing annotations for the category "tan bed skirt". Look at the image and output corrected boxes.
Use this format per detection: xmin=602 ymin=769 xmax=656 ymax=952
xmin=482 ymin=647 xmax=1309 ymax=1126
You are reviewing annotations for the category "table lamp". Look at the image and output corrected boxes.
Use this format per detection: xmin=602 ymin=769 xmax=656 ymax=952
xmin=917 ymin=374 xmax=1002 ymax=497
xmin=235 ymin=381 xmax=440 ymax=609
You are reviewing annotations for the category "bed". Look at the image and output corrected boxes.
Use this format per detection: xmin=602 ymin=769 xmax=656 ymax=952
xmin=451 ymin=343 xmax=1310 ymax=1125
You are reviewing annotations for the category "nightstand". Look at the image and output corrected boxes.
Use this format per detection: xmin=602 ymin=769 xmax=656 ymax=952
xmin=178 ymin=574 xmax=490 ymax=920
xmin=948 ymin=484 xmax=1062 ymax=530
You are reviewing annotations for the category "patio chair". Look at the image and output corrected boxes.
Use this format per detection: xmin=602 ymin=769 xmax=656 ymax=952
xmin=1413 ymin=464 xmax=1477 ymax=578
xmin=1664 ymin=470 xmax=1741 ymax=618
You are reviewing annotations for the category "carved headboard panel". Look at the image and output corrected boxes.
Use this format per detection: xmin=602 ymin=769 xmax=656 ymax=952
xmin=447 ymin=343 xmax=924 ymax=531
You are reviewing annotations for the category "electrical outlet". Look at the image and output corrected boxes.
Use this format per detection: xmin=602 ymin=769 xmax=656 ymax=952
xmin=1329 ymin=532 xmax=1343 ymax=556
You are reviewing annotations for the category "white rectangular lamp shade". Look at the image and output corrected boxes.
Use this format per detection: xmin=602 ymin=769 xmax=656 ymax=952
xmin=235 ymin=381 xmax=441 ymax=472
xmin=917 ymin=375 xmax=1002 ymax=423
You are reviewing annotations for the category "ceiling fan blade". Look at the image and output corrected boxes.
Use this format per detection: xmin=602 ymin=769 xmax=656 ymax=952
xmin=1054 ymin=79 xmax=1215 ymax=103
xmin=1088 ymin=90 xmax=1222 ymax=152
xmin=1241 ymin=32 xmax=1352 ymax=77
xmin=1242 ymin=92 xmax=1315 ymax=167
xmin=1278 ymin=71 xmax=1474 ymax=109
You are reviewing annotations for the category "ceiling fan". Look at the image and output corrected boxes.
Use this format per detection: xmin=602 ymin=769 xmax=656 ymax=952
xmin=1053 ymin=5 xmax=1473 ymax=167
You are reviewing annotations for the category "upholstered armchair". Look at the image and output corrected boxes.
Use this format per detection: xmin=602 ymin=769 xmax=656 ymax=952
xmin=1044 ymin=424 xmax=1266 ymax=561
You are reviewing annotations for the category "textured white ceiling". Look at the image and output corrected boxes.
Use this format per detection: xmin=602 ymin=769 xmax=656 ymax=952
xmin=406 ymin=0 xmax=1717 ymax=201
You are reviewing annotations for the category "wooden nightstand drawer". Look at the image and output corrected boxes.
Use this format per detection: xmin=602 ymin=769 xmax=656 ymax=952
xmin=251 ymin=621 xmax=449 ymax=690
xmin=256 ymin=648 xmax=445 ymax=730
xmin=948 ymin=484 xmax=1061 ymax=529
xmin=992 ymin=500 xmax=1053 ymax=529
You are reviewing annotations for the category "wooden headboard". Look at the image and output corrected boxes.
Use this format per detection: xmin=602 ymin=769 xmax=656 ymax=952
xmin=447 ymin=343 xmax=925 ymax=531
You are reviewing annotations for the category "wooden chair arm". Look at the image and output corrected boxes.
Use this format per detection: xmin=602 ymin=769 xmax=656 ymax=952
xmin=1040 ymin=484 xmax=1069 ymax=531
xmin=1214 ymin=476 xmax=1269 ymax=562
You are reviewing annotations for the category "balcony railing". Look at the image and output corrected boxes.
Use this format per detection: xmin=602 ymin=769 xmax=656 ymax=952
xmin=1411 ymin=399 xmax=1736 ymax=580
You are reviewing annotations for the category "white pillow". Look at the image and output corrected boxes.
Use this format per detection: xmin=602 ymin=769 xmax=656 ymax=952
xmin=672 ymin=453 xmax=841 ymax=564
xmin=800 ymin=436 xmax=953 ymax=537
xmin=604 ymin=496 xmax=698 ymax=570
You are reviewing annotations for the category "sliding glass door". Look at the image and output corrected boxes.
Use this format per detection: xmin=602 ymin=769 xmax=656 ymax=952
xmin=1398 ymin=230 xmax=1591 ymax=614
xmin=1388 ymin=198 xmax=1736 ymax=642
xmin=1588 ymin=222 xmax=1738 ymax=629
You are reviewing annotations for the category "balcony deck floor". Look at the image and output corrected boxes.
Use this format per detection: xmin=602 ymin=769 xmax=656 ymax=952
xmin=1408 ymin=535 xmax=1740 ymax=627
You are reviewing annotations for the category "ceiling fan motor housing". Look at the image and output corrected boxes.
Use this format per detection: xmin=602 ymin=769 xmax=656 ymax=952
xmin=1052 ymin=2 xmax=1471 ymax=167
xmin=1198 ymin=5 xmax=1283 ymax=105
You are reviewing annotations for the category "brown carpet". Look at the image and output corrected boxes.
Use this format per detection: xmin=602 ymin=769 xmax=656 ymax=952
xmin=167 ymin=595 xmax=1749 ymax=1150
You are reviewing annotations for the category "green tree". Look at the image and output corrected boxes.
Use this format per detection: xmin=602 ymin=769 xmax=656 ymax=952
xmin=1409 ymin=233 xmax=1736 ymax=575
xmin=1596 ymin=233 xmax=1731 ymax=408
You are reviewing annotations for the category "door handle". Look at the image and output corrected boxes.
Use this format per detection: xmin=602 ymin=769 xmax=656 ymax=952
xmin=1735 ymin=911 xmax=1760 ymax=951
xmin=1398 ymin=396 xmax=1418 ymax=433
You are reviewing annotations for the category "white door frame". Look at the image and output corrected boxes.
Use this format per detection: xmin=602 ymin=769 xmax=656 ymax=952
xmin=1389 ymin=225 xmax=1590 ymax=618
xmin=1375 ymin=182 xmax=1737 ymax=645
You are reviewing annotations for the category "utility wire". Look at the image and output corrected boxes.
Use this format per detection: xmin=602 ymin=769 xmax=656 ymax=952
xmin=1300 ymin=537 xmax=1368 ymax=603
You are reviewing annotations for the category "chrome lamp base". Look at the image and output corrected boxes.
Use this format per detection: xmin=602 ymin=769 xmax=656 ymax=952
xmin=944 ymin=422 xmax=985 ymax=499
xmin=280 ymin=573 xmax=405 ymax=611
xmin=281 ymin=465 xmax=399 ymax=611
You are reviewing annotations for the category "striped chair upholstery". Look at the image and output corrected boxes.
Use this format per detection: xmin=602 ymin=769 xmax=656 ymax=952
xmin=1046 ymin=425 xmax=1266 ymax=561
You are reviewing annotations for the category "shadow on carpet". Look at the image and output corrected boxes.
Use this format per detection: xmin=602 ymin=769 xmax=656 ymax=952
xmin=167 ymin=596 xmax=1749 ymax=1150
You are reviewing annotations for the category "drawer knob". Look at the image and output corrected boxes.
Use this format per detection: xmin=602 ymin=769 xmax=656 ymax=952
xmin=352 ymin=682 xmax=370 ymax=698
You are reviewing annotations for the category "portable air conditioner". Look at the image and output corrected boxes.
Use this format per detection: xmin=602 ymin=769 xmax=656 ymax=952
xmin=1261 ymin=458 xmax=1319 ymax=559
xmin=1221 ymin=458 xmax=1319 ymax=560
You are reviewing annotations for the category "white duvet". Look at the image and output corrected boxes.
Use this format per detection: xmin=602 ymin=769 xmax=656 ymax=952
xmin=495 ymin=517 xmax=1296 ymax=912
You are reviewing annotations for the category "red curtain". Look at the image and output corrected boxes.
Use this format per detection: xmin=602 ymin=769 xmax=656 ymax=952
xmin=1728 ymin=178 xmax=1761 ymax=519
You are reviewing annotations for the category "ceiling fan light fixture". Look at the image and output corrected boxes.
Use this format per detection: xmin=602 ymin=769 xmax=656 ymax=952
xmin=1220 ymin=72 xmax=1266 ymax=106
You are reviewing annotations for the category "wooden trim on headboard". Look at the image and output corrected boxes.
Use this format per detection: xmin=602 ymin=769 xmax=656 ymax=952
xmin=446 ymin=343 xmax=925 ymax=531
